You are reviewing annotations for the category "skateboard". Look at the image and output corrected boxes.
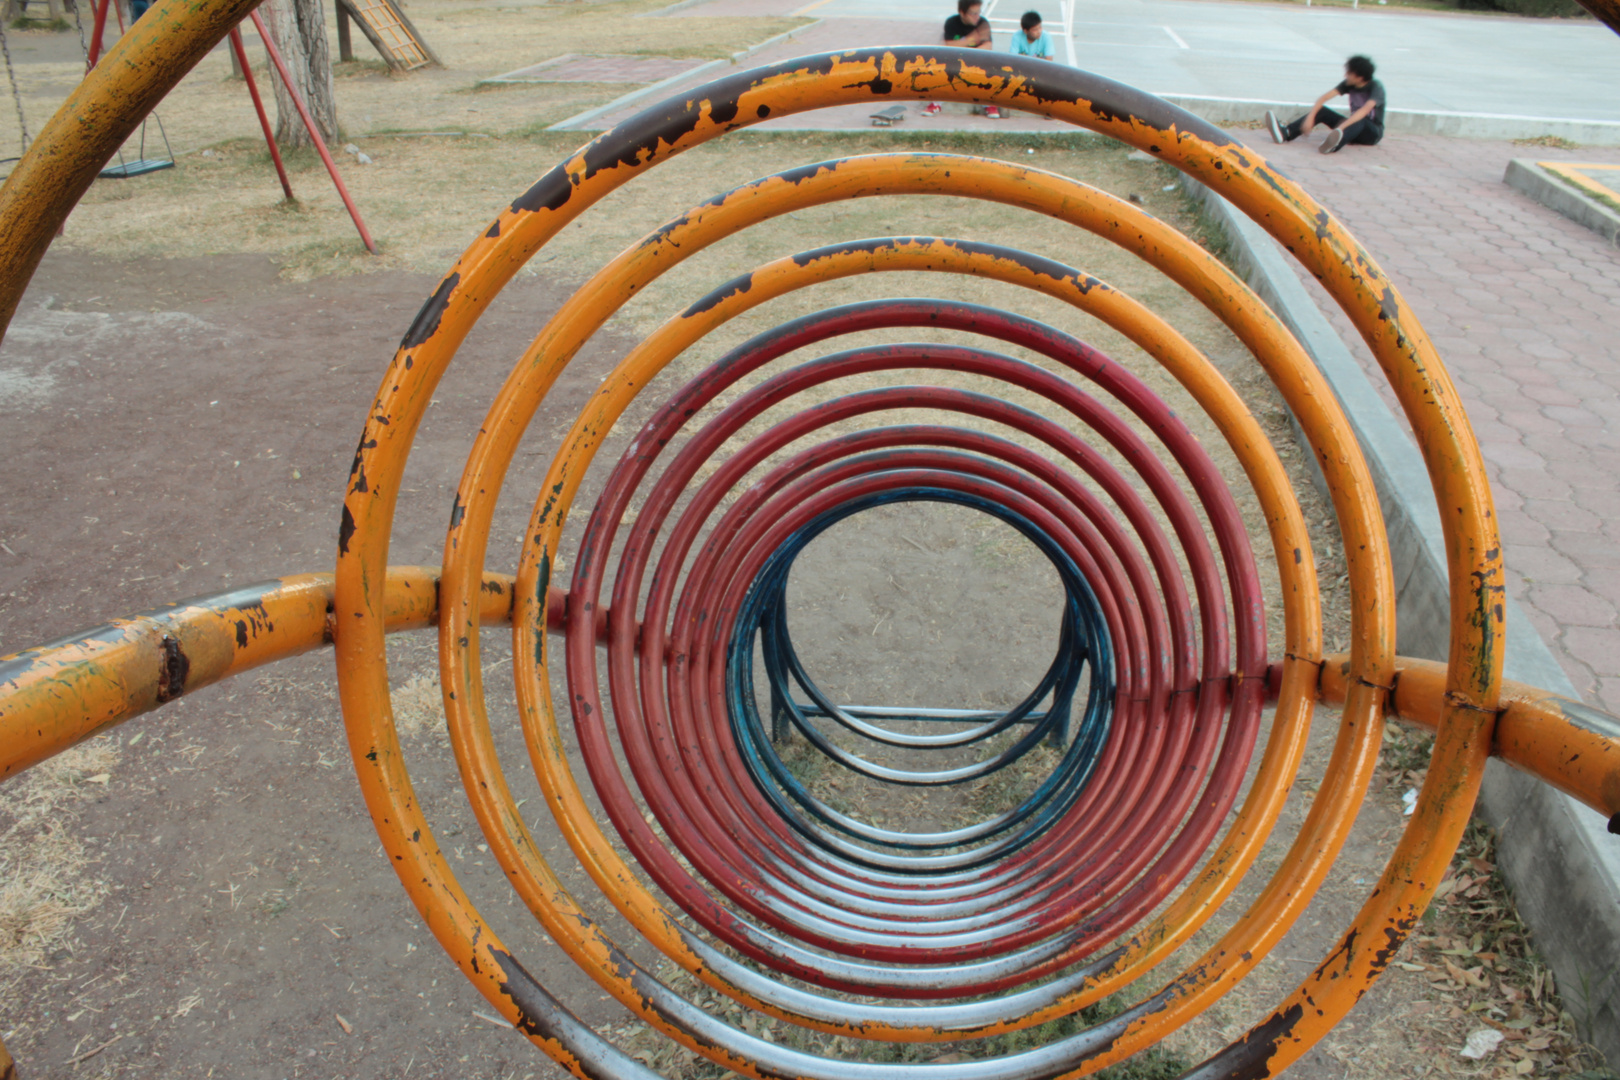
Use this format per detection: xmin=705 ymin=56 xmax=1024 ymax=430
xmin=870 ymin=105 xmax=906 ymax=127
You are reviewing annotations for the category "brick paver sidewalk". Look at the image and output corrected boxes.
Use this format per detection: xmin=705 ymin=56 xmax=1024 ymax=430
xmin=1255 ymin=132 xmax=1620 ymax=710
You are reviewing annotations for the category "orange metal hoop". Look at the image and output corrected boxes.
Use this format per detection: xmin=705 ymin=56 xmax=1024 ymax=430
xmin=2 ymin=14 xmax=1617 ymax=1080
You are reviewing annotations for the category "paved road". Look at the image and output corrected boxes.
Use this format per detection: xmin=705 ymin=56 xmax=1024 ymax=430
xmin=670 ymin=0 xmax=1620 ymax=121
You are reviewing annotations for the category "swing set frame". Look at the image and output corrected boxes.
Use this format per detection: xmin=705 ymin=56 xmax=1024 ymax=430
xmin=0 ymin=0 xmax=376 ymax=250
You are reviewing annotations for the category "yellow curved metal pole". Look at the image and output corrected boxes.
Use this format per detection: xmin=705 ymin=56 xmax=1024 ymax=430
xmin=0 ymin=0 xmax=260 ymax=340
xmin=496 ymin=233 xmax=1387 ymax=1072
xmin=1574 ymin=0 xmax=1620 ymax=35
xmin=0 ymin=568 xmax=517 ymax=783
xmin=438 ymin=227 xmax=1314 ymax=1049
xmin=328 ymin=51 xmax=1462 ymax=1074
xmin=1322 ymin=654 xmax=1620 ymax=823
xmin=425 ymin=153 xmax=1392 ymax=1057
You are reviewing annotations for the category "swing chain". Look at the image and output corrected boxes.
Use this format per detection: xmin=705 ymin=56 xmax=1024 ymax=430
xmin=0 ymin=19 xmax=29 ymax=155
xmin=71 ymin=0 xmax=91 ymax=71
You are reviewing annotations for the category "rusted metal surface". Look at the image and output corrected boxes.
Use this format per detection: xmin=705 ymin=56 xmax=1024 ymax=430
xmin=337 ymin=56 xmax=1423 ymax=1073
xmin=0 ymin=0 xmax=262 ymax=342
xmin=0 ymin=568 xmax=517 ymax=785
xmin=0 ymin=27 xmax=1609 ymax=1080
xmin=1574 ymin=0 xmax=1620 ymax=36
xmin=1321 ymin=654 xmax=1620 ymax=823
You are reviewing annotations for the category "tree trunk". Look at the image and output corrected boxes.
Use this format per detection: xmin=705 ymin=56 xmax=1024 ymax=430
xmin=262 ymin=0 xmax=338 ymax=150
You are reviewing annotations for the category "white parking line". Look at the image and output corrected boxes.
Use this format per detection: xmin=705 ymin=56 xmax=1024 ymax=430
xmin=1162 ymin=25 xmax=1190 ymax=50
xmin=1071 ymin=41 xmax=1185 ymax=50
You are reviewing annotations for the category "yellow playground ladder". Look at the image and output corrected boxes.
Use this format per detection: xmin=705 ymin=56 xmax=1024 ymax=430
xmin=335 ymin=0 xmax=439 ymax=72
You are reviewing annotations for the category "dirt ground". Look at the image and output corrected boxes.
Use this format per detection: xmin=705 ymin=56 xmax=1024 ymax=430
xmin=0 ymin=2 xmax=1608 ymax=1076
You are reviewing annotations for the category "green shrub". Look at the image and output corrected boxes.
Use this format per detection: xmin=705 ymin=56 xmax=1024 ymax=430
xmin=1492 ymin=0 xmax=1591 ymax=14
xmin=1447 ymin=0 xmax=1591 ymax=14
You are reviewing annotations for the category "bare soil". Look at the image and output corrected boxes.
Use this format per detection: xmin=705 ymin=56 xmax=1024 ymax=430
xmin=0 ymin=250 xmax=651 ymax=1080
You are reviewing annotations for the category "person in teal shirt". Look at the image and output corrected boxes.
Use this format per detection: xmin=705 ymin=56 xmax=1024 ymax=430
xmin=1011 ymin=11 xmax=1053 ymax=59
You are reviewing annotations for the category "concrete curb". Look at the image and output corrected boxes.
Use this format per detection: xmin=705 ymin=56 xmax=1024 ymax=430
xmin=637 ymin=0 xmax=716 ymax=15
xmin=538 ymin=49 xmax=1620 ymax=144
xmin=1184 ymin=175 xmax=1620 ymax=1058
xmin=1505 ymin=158 xmax=1620 ymax=246
xmin=1165 ymin=94 xmax=1620 ymax=146
xmin=546 ymin=22 xmax=821 ymax=132
xmin=552 ymin=83 xmax=1620 ymax=143
xmin=536 ymin=58 xmax=728 ymax=127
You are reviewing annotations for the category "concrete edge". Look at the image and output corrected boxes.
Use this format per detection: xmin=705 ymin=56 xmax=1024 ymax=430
xmin=480 ymin=54 xmax=578 ymax=86
xmin=1183 ymin=175 xmax=1620 ymax=1057
xmin=1164 ymin=94 xmax=1620 ymax=146
xmin=540 ymin=58 xmax=731 ymax=129
xmin=1504 ymin=158 xmax=1620 ymax=246
xmin=553 ymin=89 xmax=1620 ymax=143
xmin=637 ymin=0 xmax=715 ymax=15
xmin=546 ymin=22 xmax=822 ymax=132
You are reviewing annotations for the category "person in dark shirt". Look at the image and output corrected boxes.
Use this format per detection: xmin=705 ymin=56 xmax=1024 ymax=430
xmin=926 ymin=0 xmax=1001 ymax=118
xmin=1266 ymin=55 xmax=1386 ymax=154
xmin=943 ymin=0 xmax=994 ymax=49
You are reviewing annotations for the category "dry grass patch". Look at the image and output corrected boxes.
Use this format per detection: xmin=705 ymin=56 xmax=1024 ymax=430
xmin=391 ymin=670 xmax=448 ymax=738
xmin=1372 ymin=726 xmax=1616 ymax=1078
xmin=1514 ymin=134 xmax=1581 ymax=150
xmin=0 ymin=737 xmax=119 ymax=993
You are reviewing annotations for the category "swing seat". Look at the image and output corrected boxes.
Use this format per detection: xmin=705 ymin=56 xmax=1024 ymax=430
xmin=100 ymin=158 xmax=174 ymax=178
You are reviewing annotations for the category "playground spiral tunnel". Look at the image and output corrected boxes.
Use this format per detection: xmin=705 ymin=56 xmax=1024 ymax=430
xmin=5 ymin=13 xmax=1620 ymax=1078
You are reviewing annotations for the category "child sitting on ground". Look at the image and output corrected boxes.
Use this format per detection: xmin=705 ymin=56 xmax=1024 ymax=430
xmin=1266 ymin=55 xmax=1386 ymax=154
xmin=929 ymin=1 xmax=1004 ymax=118
xmin=1011 ymin=11 xmax=1053 ymax=59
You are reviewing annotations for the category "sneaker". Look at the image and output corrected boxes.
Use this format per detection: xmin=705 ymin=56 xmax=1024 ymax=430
xmin=1266 ymin=110 xmax=1286 ymax=144
xmin=984 ymin=105 xmax=1003 ymax=119
xmin=1320 ymin=127 xmax=1344 ymax=154
xmin=922 ymin=102 xmax=942 ymax=116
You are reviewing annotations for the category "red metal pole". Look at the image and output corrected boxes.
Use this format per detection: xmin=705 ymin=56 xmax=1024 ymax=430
xmin=229 ymin=28 xmax=294 ymax=201
xmin=86 ymin=0 xmax=112 ymax=69
xmin=68 ymin=0 xmax=117 ymax=235
xmin=247 ymin=9 xmax=377 ymax=255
